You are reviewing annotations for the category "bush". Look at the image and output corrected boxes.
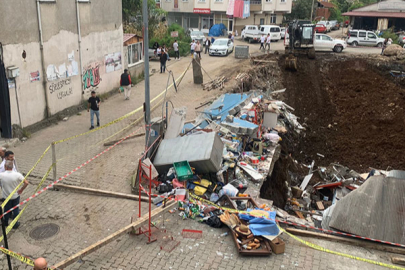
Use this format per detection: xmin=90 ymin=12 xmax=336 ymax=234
xmin=150 ymin=23 xmax=192 ymax=57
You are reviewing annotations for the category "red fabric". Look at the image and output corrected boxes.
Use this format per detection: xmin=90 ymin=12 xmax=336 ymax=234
xmin=234 ymin=0 xmax=244 ymax=18
xmin=128 ymin=74 xmax=132 ymax=84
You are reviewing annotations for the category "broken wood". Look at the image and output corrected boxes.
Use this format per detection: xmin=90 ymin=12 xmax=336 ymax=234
xmin=54 ymin=184 xmax=150 ymax=202
xmin=195 ymin=101 xmax=212 ymax=110
xmin=316 ymin=201 xmax=325 ymax=210
xmin=286 ymin=228 xmax=405 ymax=255
xmin=391 ymin=256 xmax=405 ymax=266
xmin=294 ymin=210 xmax=305 ymax=219
xmin=251 ymin=59 xmax=276 ymax=64
xmin=202 ymin=76 xmax=225 ymax=91
xmin=103 ymin=132 xmax=145 ymax=146
xmin=54 ymin=201 xmax=175 ymax=269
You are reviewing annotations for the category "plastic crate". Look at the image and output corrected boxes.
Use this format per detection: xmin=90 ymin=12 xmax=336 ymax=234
xmin=173 ymin=161 xmax=193 ymax=181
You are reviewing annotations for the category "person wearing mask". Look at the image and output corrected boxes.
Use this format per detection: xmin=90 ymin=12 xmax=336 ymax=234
xmin=204 ymin=38 xmax=211 ymax=54
xmin=173 ymin=40 xmax=179 ymax=60
xmin=160 ymin=49 xmax=168 ymax=73
xmin=195 ymin=41 xmax=202 ymax=59
xmin=120 ymin=69 xmax=132 ymax=100
xmin=87 ymin=91 xmax=100 ymax=130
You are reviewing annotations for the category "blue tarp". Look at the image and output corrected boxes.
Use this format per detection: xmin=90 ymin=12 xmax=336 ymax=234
xmin=203 ymin=93 xmax=249 ymax=122
xmin=209 ymin=24 xmax=228 ymax=37
xmin=239 ymin=209 xmax=279 ymax=236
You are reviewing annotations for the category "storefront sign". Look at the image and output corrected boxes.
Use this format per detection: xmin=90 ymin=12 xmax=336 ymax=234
xmin=171 ymin=31 xmax=179 ymax=37
xmin=193 ymin=8 xmax=211 ymax=14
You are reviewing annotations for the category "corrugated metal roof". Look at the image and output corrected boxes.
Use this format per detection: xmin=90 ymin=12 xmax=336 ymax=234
xmin=342 ymin=11 xmax=405 ymax=18
xmin=329 ymin=175 xmax=405 ymax=245
xmin=123 ymin=33 xmax=136 ymax=43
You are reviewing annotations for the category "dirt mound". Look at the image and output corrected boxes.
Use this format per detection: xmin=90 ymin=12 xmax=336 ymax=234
xmin=384 ymin=44 xmax=403 ymax=56
xmin=280 ymin=55 xmax=405 ymax=171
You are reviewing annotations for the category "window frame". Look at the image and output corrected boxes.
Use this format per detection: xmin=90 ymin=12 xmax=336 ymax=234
xmin=127 ymin=42 xmax=144 ymax=67
xmin=359 ymin=31 xmax=366 ymax=38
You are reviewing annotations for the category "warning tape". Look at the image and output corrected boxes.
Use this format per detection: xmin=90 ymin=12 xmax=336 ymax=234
xmin=0 ymin=126 xmax=143 ymax=220
xmin=0 ymin=247 xmax=56 ymax=270
xmin=280 ymin=227 xmax=405 ymax=270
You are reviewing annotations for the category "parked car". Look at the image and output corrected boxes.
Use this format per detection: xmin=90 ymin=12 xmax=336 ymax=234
xmin=187 ymin=28 xmax=204 ymax=45
xmin=318 ymin=21 xmax=331 ymax=32
xmin=315 ymin=34 xmax=346 ymax=52
xmin=280 ymin=27 xmax=286 ymax=38
xmin=243 ymin=25 xmax=261 ymax=43
xmin=329 ymin=20 xmax=340 ymax=30
xmin=259 ymin=25 xmax=282 ymax=41
xmin=347 ymin=30 xmax=385 ymax=47
xmin=315 ymin=24 xmax=327 ymax=33
xmin=209 ymin=38 xmax=234 ymax=56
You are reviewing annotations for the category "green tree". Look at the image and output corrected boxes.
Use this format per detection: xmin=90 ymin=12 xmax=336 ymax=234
xmin=122 ymin=0 xmax=167 ymax=38
xmin=285 ymin=0 xmax=313 ymax=20
xmin=150 ymin=23 xmax=192 ymax=57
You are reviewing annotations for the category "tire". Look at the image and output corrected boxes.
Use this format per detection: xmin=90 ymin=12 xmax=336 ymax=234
xmin=377 ymin=42 xmax=383 ymax=48
xmin=352 ymin=41 xmax=358 ymax=47
xmin=334 ymin=45 xmax=343 ymax=53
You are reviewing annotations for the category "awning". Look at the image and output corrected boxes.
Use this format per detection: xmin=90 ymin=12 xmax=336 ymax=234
xmin=342 ymin=11 xmax=405 ymax=18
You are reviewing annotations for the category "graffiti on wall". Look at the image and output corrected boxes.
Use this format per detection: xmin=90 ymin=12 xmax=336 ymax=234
xmin=105 ymin=52 xmax=122 ymax=73
xmin=83 ymin=61 xmax=103 ymax=92
xmin=48 ymin=78 xmax=73 ymax=100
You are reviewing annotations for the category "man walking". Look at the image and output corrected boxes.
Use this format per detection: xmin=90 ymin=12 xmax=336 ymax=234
xmin=160 ymin=49 xmax=168 ymax=73
xmin=265 ymin=34 xmax=271 ymax=52
xmin=0 ymin=160 xmax=29 ymax=229
xmin=173 ymin=40 xmax=179 ymax=60
xmin=87 ymin=91 xmax=100 ymax=130
xmin=120 ymin=69 xmax=132 ymax=100
xmin=0 ymin=151 xmax=17 ymax=172
xmin=34 ymin=257 xmax=48 ymax=270
xmin=204 ymin=38 xmax=211 ymax=54
xmin=259 ymin=34 xmax=265 ymax=50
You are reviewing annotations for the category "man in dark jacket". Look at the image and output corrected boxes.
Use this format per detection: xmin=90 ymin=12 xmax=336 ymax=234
xmin=120 ymin=69 xmax=132 ymax=100
xmin=204 ymin=38 xmax=211 ymax=54
xmin=160 ymin=49 xmax=168 ymax=73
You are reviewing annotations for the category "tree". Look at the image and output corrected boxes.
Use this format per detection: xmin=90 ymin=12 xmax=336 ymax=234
xmin=285 ymin=0 xmax=313 ymax=20
xmin=122 ymin=0 xmax=167 ymax=38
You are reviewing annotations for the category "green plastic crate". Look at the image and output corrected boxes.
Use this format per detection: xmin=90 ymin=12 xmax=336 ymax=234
xmin=173 ymin=161 xmax=193 ymax=181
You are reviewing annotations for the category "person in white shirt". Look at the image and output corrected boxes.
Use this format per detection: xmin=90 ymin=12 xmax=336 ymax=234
xmin=190 ymin=40 xmax=196 ymax=55
xmin=259 ymin=35 xmax=265 ymax=50
xmin=0 ymin=151 xmax=18 ymax=173
xmin=157 ymin=46 xmax=162 ymax=57
xmin=265 ymin=34 xmax=271 ymax=51
xmin=0 ymin=147 xmax=5 ymax=161
xmin=0 ymin=160 xmax=29 ymax=228
xmin=173 ymin=40 xmax=179 ymax=60
xmin=235 ymin=30 xmax=238 ymax=37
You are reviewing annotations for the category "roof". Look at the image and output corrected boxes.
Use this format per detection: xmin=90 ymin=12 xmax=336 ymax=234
xmin=123 ymin=33 xmax=137 ymax=43
xmin=318 ymin=1 xmax=335 ymax=8
xmin=329 ymin=174 xmax=405 ymax=245
xmin=342 ymin=10 xmax=405 ymax=18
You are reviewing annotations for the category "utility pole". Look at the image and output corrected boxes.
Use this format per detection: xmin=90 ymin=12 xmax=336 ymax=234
xmin=143 ymin=0 xmax=151 ymax=157
xmin=310 ymin=0 xmax=315 ymax=22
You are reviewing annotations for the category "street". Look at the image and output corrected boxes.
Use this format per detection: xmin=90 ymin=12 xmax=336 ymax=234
xmin=0 ymin=42 xmax=394 ymax=270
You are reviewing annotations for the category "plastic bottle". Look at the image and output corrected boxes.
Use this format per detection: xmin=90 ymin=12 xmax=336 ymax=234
xmin=220 ymin=232 xmax=228 ymax=237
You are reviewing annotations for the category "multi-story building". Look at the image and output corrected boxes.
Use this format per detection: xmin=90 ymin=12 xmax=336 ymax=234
xmin=161 ymin=0 xmax=292 ymax=35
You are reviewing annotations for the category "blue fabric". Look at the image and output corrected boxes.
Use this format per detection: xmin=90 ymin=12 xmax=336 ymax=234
xmin=209 ymin=24 xmax=228 ymax=37
xmin=239 ymin=209 xmax=279 ymax=236
xmin=90 ymin=109 xmax=100 ymax=127
xmin=203 ymin=93 xmax=249 ymax=122
xmin=243 ymin=1 xmax=250 ymax=18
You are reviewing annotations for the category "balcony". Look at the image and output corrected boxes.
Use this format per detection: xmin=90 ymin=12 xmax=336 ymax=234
xmin=250 ymin=0 xmax=262 ymax=11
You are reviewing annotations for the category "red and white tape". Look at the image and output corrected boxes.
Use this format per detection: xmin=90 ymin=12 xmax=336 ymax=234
xmin=0 ymin=127 xmax=144 ymax=220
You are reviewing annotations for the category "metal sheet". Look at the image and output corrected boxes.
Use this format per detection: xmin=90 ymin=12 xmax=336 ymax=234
xmin=329 ymin=175 xmax=405 ymax=245
xmin=165 ymin=107 xmax=187 ymax=139
xmin=153 ymin=132 xmax=224 ymax=174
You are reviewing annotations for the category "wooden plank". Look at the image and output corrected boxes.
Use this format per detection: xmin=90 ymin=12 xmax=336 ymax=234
xmin=286 ymin=228 xmax=405 ymax=255
xmin=53 ymin=201 xmax=175 ymax=269
xmin=392 ymin=256 xmax=405 ymax=266
xmin=316 ymin=201 xmax=325 ymax=210
xmin=54 ymin=184 xmax=150 ymax=202
xmin=294 ymin=211 xmax=305 ymax=220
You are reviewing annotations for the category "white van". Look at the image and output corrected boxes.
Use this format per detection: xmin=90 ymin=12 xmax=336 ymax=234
xmin=260 ymin=25 xmax=281 ymax=41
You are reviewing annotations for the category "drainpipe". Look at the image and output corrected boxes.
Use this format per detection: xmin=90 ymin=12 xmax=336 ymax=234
xmin=76 ymin=0 xmax=84 ymax=99
xmin=36 ymin=0 xmax=51 ymax=118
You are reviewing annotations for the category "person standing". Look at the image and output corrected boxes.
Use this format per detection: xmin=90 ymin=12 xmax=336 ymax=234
xmin=0 ymin=151 xmax=18 ymax=173
xmin=259 ymin=34 xmax=265 ymax=50
xmin=160 ymin=49 xmax=168 ymax=73
xmin=0 ymin=160 xmax=29 ymax=229
xmin=157 ymin=46 xmax=162 ymax=57
xmin=87 ymin=91 xmax=100 ymax=130
xmin=173 ymin=40 xmax=180 ymax=60
xmin=190 ymin=40 xmax=196 ymax=55
xmin=231 ymin=33 xmax=235 ymax=43
xmin=265 ymin=34 xmax=271 ymax=52
xmin=120 ymin=69 xmax=132 ymax=100
xmin=211 ymin=36 xmax=215 ymax=44
xmin=195 ymin=41 xmax=202 ymax=59
xmin=235 ymin=30 xmax=238 ymax=37
xmin=0 ymin=147 xmax=5 ymax=161
xmin=381 ymin=38 xmax=388 ymax=55
xmin=204 ymin=38 xmax=211 ymax=54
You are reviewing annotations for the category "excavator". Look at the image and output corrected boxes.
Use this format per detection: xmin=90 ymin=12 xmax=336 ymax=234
xmin=285 ymin=20 xmax=316 ymax=71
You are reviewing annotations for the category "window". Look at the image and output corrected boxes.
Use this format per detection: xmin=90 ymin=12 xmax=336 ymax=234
xmin=321 ymin=35 xmax=332 ymax=41
xmin=368 ymin=33 xmax=376 ymax=39
xmin=128 ymin=42 xmax=143 ymax=66
xmin=198 ymin=0 xmax=206 ymax=2
xmin=270 ymin=27 xmax=280 ymax=32
xmin=260 ymin=18 xmax=265 ymax=25
xmin=281 ymin=0 xmax=286 ymax=2
xmin=359 ymin=31 xmax=366 ymax=37
xmin=270 ymin=14 xmax=277 ymax=24
xmin=349 ymin=31 xmax=357 ymax=37
xmin=266 ymin=0 xmax=272 ymax=2
xmin=316 ymin=35 xmax=321 ymax=40
xmin=215 ymin=0 xmax=223 ymax=2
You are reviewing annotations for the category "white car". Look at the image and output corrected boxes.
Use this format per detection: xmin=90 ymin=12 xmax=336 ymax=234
xmin=209 ymin=39 xmax=234 ymax=56
xmin=280 ymin=27 xmax=286 ymax=39
xmin=318 ymin=21 xmax=331 ymax=32
xmin=315 ymin=34 xmax=346 ymax=53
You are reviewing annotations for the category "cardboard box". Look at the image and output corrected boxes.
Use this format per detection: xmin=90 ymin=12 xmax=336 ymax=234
xmin=270 ymin=237 xmax=285 ymax=254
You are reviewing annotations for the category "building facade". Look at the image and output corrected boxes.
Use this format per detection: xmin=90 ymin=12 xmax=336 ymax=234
xmin=0 ymin=0 xmax=123 ymax=132
xmin=162 ymin=0 xmax=292 ymax=35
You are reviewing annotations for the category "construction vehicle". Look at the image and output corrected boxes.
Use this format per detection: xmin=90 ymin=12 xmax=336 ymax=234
xmin=285 ymin=20 xmax=316 ymax=70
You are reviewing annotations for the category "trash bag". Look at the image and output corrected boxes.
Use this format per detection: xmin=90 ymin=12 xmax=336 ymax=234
xmin=206 ymin=215 xmax=223 ymax=228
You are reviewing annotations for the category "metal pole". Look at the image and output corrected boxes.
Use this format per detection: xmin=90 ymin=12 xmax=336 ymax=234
xmin=1 ymin=208 xmax=13 ymax=270
xmin=148 ymin=164 xmax=152 ymax=243
xmin=51 ymin=142 xmax=57 ymax=182
xmin=310 ymin=0 xmax=315 ymax=22
xmin=76 ymin=0 xmax=85 ymax=99
xmin=138 ymin=160 xmax=142 ymax=234
xmin=143 ymin=0 xmax=151 ymax=156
